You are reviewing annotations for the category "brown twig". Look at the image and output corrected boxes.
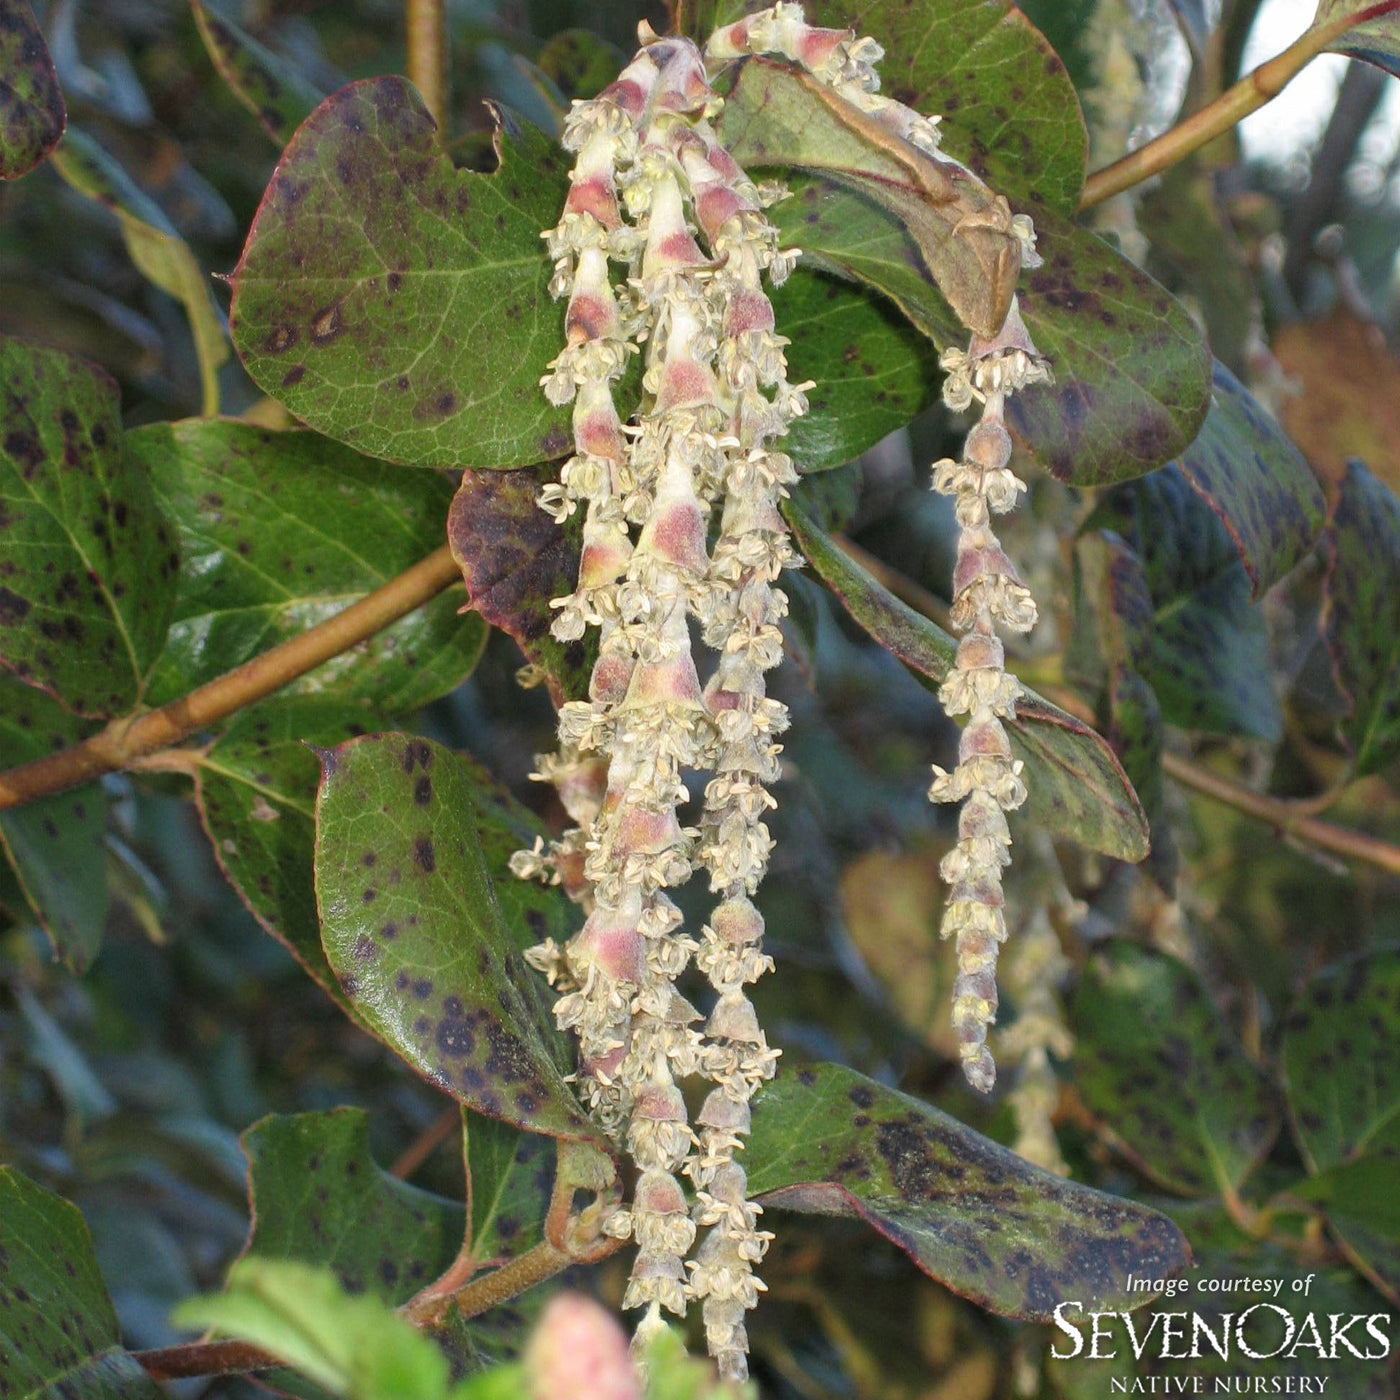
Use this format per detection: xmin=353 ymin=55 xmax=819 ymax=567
xmin=0 ymin=546 xmax=462 ymax=812
xmin=1079 ymin=3 xmax=1400 ymax=209
xmin=406 ymin=0 xmax=449 ymax=131
xmin=390 ymin=1104 xmax=462 ymax=1181
xmin=134 ymin=1340 xmax=277 ymax=1381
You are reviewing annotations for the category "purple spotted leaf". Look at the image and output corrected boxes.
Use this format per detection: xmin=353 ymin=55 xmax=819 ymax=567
xmin=720 ymin=90 xmax=1209 ymax=486
xmin=197 ymin=698 xmax=569 ymax=1028
xmin=1086 ymin=467 xmax=1282 ymax=741
xmin=464 ymin=1111 xmax=554 ymax=1267
xmin=1172 ymin=361 xmax=1325 ymax=597
xmin=0 ymin=337 xmax=178 ymax=717
xmin=1320 ymin=460 xmax=1400 ymax=775
xmin=0 ymin=1167 xmax=165 ymax=1400
xmin=313 ymin=733 xmax=607 ymax=1150
xmin=696 ymin=0 xmax=1088 ymax=215
xmin=448 ymin=466 xmax=593 ymax=707
xmin=1282 ymin=949 xmax=1400 ymax=1303
xmin=785 ymin=500 xmax=1150 ymax=860
xmin=231 ymin=74 xmax=948 ymax=475
xmin=238 ymin=1107 xmax=540 ymax=1369
xmin=1282 ymin=947 xmax=1400 ymax=1175
xmin=230 ymin=79 xmax=573 ymax=470
xmin=0 ymin=0 xmax=65 ymax=180
xmin=134 ymin=420 xmax=485 ymax=711
xmin=1072 ymin=941 xmax=1281 ymax=1197
xmin=1314 ymin=0 xmax=1400 ymax=78
xmin=241 ymin=1107 xmax=465 ymax=1299
xmin=191 ymin=0 xmax=325 ymax=146
xmin=745 ymin=1062 xmax=1191 ymax=1321
xmin=0 ymin=672 xmax=107 ymax=970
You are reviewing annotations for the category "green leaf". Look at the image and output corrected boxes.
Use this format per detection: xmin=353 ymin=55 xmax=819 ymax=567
xmin=1282 ymin=947 xmax=1400 ymax=1173
xmin=0 ymin=0 xmax=64 ymax=179
xmin=745 ymin=1063 xmax=1191 ymax=1321
xmin=231 ymin=80 xmax=572 ymax=471
xmin=1321 ymin=460 xmax=1400 ymax=775
xmin=241 ymin=1107 xmax=465 ymax=1300
xmin=135 ymin=419 xmax=485 ymax=710
xmin=448 ymin=466 xmax=593 ymax=707
xmin=0 ymin=673 xmax=108 ymax=970
xmin=194 ymin=698 xmax=372 ymax=1015
xmin=191 ymin=0 xmax=325 ymax=146
xmin=771 ymin=263 xmax=942 ymax=471
xmin=1086 ymin=467 xmax=1282 ymax=740
xmin=696 ymin=0 xmax=1088 ymax=214
xmin=176 ymin=1258 xmax=453 ymax=1400
xmin=1072 ymin=940 xmax=1280 ymax=1197
xmin=1293 ymin=1155 xmax=1400 ymax=1305
xmin=0 ymin=1166 xmax=165 ymax=1400
xmin=785 ymin=500 xmax=1150 ymax=860
xmin=1314 ymin=0 xmax=1400 ymax=77
xmin=0 ymin=336 xmax=178 ymax=717
xmin=465 ymin=1113 xmax=553 ymax=1267
xmin=1172 ymin=362 xmax=1325 ymax=597
xmin=49 ymin=129 xmax=229 ymax=417
xmin=314 ymin=734 xmax=606 ymax=1149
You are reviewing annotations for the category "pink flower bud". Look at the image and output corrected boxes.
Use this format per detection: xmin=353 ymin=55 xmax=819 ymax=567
xmin=526 ymin=1294 xmax=642 ymax=1400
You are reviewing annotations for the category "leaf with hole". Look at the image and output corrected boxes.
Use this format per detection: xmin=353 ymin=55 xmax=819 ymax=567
xmin=1320 ymin=460 xmax=1400 ymax=775
xmin=1072 ymin=940 xmax=1280 ymax=1197
xmin=50 ymin=129 xmax=229 ymax=417
xmin=0 ymin=0 xmax=65 ymax=179
xmin=0 ymin=1166 xmax=165 ymax=1400
xmin=0 ymin=336 xmax=178 ymax=717
xmin=231 ymin=80 xmax=574 ymax=471
xmin=745 ymin=1062 xmax=1191 ymax=1321
xmin=314 ymin=733 xmax=605 ymax=1149
xmin=786 ymin=500 xmax=1150 ymax=860
xmin=135 ymin=419 xmax=485 ymax=711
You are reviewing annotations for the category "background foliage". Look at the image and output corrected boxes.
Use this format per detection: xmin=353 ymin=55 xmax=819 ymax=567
xmin=3 ymin=0 xmax=1400 ymax=1397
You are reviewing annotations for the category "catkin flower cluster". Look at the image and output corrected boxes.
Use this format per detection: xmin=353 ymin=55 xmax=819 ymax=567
xmin=515 ymin=0 xmax=1052 ymax=1374
xmin=927 ymin=298 xmax=1051 ymax=1092
xmin=515 ymin=16 xmax=817 ymax=1381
